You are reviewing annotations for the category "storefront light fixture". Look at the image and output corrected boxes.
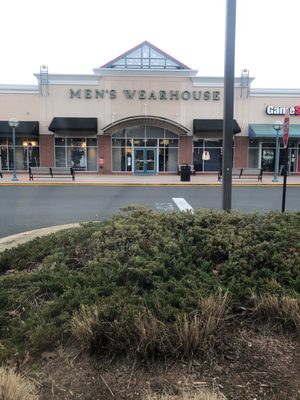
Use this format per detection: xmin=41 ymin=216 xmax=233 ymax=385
xmin=24 ymin=141 xmax=36 ymax=147
xmin=273 ymin=121 xmax=283 ymax=132
xmin=8 ymin=118 xmax=19 ymax=181
xmin=272 ymin=120 xmax=283 ymax=182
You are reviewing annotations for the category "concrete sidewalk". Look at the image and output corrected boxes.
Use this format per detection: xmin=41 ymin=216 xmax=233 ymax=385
xmin=0 ymin=171 xmax=300 ymax=186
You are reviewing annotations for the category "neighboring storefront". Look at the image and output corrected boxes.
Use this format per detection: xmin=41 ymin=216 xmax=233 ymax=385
xmin=0 ymin=121 xmax=40 ymax=170
xmin=0 ymin=41 xmax=299 ymax=174
xmin=248 ymin=119 xmax=300 ymax=174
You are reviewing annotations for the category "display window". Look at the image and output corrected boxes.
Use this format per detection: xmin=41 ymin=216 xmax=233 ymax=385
xmin=55 ymin=137 xmax=97 ymax=171
xmin=0 ymin=138 xmax=39 ymax=170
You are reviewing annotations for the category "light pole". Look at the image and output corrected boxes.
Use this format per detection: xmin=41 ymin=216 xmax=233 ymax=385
xmin=272 ymin=121 xmax=283 ymax=182
xmin=8 ymin=118 xmax=19 ymax=181
xmin=222 ymin=0 xmax=237 ymax=211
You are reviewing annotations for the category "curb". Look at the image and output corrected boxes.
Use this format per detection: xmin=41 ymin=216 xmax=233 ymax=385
xmin=1 ymin=182 xmax=300 ymax=187
xmin=0 ymin=223 xmax=81 ymax=253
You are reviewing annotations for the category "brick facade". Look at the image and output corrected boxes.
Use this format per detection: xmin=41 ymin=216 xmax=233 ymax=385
xmin=39 ymin=135 xmax=54 ymax=167
xmin=98 ymin=135 xmax=111 ymax=174
xmin=234 ymin=136 xmax=249 ymax=168
xmin=179 ymin=136 xmax=193 ymax=165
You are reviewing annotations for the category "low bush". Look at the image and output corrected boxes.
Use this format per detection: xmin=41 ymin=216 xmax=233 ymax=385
xmin=0 ymin=209 xmax=299 ymax=361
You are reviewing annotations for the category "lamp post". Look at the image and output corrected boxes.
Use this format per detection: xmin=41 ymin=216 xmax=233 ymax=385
xmin=222 ymin=0 xmax=236 ymax=211
xmin=8 ymin=118 xmax=19 ymax=181
xmin=272 ymin=121 xmax=283 ymax=182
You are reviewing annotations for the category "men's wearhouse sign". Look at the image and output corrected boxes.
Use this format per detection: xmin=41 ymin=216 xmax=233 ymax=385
xmin=69 ymin=89 xmax=221 ymax=101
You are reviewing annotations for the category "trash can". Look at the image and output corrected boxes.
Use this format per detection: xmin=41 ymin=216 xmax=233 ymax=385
xmin=180 ymin=165 xmax=191 ymax=182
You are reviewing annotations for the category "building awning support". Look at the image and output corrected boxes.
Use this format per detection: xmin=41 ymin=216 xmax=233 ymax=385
xmin=49 ymin=117 xmax=97 ymax=132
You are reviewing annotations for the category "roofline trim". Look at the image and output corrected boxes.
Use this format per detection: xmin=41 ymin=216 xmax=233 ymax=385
xmin=93 ymin=68 xmax=198 ymax=78
xmin=0 ymin=84 xmax=39 ymax=94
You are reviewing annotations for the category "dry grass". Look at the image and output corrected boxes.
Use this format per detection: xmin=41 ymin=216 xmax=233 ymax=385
xmin=251 ymin=293 xmax=300 ymax=331
xmin=70 ymin=292 xmax=230 ymax=358
xmin=144 ymin=389 xmax=226 ymax=400
xmin=134 ymin=311 xmax=169 ymax=355
xmin=70 ymin=304 xmax=103 ymax=349
xmin=199 ymin=291 xmax=229 ymax=341
xmin=173 ymin=292 xmax=229 ymax=356
xmin=0 ymin=367 xmax=37 ymax=400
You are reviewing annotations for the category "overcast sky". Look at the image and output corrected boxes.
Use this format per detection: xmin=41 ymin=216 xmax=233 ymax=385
xmin=0 ymin=0 xmax=299 ymax=88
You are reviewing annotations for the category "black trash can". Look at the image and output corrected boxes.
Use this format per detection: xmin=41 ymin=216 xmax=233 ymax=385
xmin=180 ymin=165 xmax=191 ymax=182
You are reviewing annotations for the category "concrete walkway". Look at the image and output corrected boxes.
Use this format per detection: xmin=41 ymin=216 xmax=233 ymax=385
xmin=1 ymin=172 xmax=300 ymax=186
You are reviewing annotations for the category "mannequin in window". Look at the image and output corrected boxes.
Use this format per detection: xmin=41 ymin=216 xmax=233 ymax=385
xmin=79 ymin=154 xmax=86 ymax=168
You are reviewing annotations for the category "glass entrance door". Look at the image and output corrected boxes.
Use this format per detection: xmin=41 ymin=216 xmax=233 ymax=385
xmin=134 ymin=148 xmax=156 ymax=174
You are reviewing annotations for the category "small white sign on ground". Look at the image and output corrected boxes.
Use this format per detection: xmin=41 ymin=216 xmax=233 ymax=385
xmin=172 ymin=198 xmax=194 ymax=213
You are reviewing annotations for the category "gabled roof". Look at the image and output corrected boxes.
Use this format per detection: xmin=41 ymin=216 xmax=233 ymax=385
xmin=101 ymin=41 xmax=191 ymax=70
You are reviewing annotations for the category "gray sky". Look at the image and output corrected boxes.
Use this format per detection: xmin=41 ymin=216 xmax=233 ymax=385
xmin=1 ymin=0 xmax=299 ymax=88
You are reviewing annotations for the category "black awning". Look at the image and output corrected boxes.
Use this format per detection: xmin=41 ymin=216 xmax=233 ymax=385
xmin=49 ymin=117 xmax=97 ymax=133
xmin=193 ymin=119 xmax=241 ymax=134
xmin=0 ymin=121 xmax=39 ymax=137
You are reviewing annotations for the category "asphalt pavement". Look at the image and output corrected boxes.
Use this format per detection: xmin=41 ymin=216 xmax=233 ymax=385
xmin=0 ymin=172 xmax=299 ymax=252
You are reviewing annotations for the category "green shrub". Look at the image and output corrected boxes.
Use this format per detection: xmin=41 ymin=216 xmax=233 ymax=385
xmin=0 ymin=209 xmax=299 ymax=361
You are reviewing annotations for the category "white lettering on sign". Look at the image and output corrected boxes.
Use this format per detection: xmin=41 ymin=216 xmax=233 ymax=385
xmin=266 ymin=105 xmax=300 ymax=115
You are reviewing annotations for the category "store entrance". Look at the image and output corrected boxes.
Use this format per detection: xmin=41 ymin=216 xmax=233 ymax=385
xmin=134 ymin=148 xmax=156 ymax=174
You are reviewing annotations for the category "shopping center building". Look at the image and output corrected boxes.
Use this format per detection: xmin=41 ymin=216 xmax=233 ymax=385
xmin=1 ymin=41 xmax=300 ymax=175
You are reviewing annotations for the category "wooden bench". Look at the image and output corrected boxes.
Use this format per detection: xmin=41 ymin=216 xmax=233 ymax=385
xmin=29 ymin=167 xmax=75 ymax=181
xmin=29 ymin=167 xmax=52 ymax=181
xmin=50 ymin=167 xmax=75 ymax=181
xmin=240 ymin=168 xmax=263 ymax=181
xmin=218 ymin=168 xmax=262 ymax=182
xmin=218 ymin=168 xmax=241 ymax=181
xmin=178 ymin=164 xmax=196 ymax=176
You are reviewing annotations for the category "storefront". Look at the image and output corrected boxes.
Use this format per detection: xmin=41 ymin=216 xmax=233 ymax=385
xmin=248 ymin=124 xmax=300 ymax=173
xmin=48 ymin=117 xmax=98 ymax=172
xmin=192 ymin=119 xmax=241 ymax=172
xmin=0 ymin=41 xmax=299 ymax=174
xmin=0 ymin=121 xmax=39 ymax=171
